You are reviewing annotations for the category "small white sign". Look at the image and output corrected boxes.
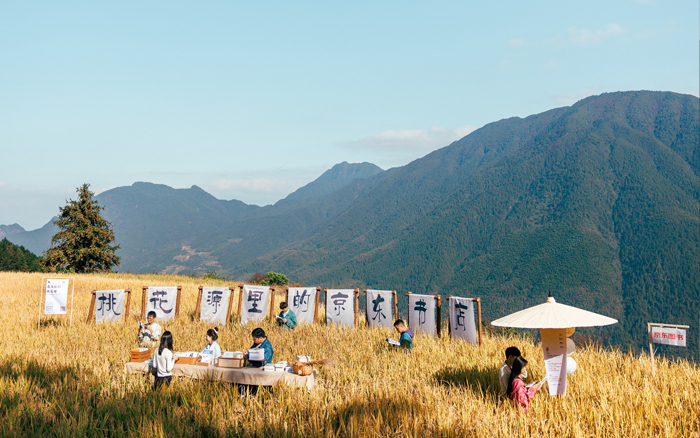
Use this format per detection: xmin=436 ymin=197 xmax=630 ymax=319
xmin=200 ymin=287 xmax=230 ymax=324
xmin=44 ymin=278 xmax=70 ymax=315
xmin=240 ymin=285 xmax=270 ymax=324
xmin=95 ymin=289 xmax=125 ymax=323
xmin=540 ymin=328 xmax=568 ymax=396
xmin=326 ymin=289 xmax=355 ymax=327
xmin=146 ymin=286 xmax=178 ymax=321
xmin=408 ymin=294 xmax=436 ymax=336
xmin=651 ymin=326 xmax=687 ymax=347
xmin=288 ymin=287 xmax=317 ymax=324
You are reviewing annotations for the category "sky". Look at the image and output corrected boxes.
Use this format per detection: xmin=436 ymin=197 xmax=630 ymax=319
xmin=1 ymin=1 xmax=698 ymax=229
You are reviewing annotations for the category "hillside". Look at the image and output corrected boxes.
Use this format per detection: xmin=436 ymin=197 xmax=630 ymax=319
xmin=0 ymin=239 xmax=41 ymax=272
xmin=2 ymin=272 xmax=698 ymax=437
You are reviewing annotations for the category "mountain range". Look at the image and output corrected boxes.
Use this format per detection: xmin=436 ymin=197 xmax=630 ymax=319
xmin=5 ymin=91 xmax=698 ymax=357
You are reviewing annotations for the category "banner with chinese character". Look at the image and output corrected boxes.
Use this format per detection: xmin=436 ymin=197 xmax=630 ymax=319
xmin=448 ymin=297 xmax=477 ymax=343
xmin=200 ymin=287 xmax=231 ymax=324
xmin=95 ymin=289 xmax=125 ymax=324
xmin=651 ymin=326 xmax=687 ymax=347
xmin=146 ymin=286 xmax=178 ymax=321
xmin=287 ymin=287 xmax=316 ymax=324
xmin=326 ymin=289 xmax=354 ymax=327
xmin=44 ymin=278 xmax=70 ymax=315
xmin=240 ymin=285 xmax=270 ymax=324
xmin=540 ymin=328 xmax=568 ymax=396
xmin=366 ymin=290 xmax=394 ymax=329
xmin=408 ymin=294 xmax=436 ymax=336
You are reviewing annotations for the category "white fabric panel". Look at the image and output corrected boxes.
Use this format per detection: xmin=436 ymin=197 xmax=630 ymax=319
xmin=95 ymin=289 xmax=125 ymax=324
xmin=200 ymin=287 xmax=231 ymax=324
xmin=240 ymin=285 xmax=270 ymax=324
xmin=449 ymin=297 xmax=477 ymax=343
xmin=325 ymin=289 xmax=355 ymax=327
xmin=287 ymin=287 xmax=316 ymax=324
xmin=408 ymin=294 xmax=436 ymax=337
xmin=146 ymin=286 xmax=178 ymax=321
xmin=366 ymin=289 xmax=394 ymax=329
xmin=44 ymin=278 xmax=70 ymax=315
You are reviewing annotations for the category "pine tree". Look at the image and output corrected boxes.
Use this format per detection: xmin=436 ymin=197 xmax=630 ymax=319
xmin=41 ymin=184 xmax=120 ymax=273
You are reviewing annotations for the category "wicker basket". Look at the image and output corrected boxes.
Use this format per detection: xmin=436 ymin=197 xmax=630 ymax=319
xmin=217 ymin=357 xmax=245 ymax=369
xmin=293 ymin=361 xmax=314 ymax=376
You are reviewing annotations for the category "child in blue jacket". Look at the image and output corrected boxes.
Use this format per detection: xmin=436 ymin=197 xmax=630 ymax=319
xmin=245 ymin=327 xmax=274 ymax=367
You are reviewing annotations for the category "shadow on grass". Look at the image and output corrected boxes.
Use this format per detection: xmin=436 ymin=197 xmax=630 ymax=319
xmin=37 ymin=317 xmax=66 ymax=328
xmin=433 ymin=364 xmax=502 ymax=399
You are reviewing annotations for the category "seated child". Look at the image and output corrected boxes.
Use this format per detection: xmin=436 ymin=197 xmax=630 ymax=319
xmin=154 ymin=331 xmax=175 ymax=390
xmin=137 ymin=311 xmax=162 ymax=346
xmin=277 ymin=302 xmax=297 ymax=330
xmin=392 ymin=319 xmax=414 ymax=350
xmin=507 ymin=356 xmax=544 ymax=413
xmin=204 ymin=327 xmax=222 ymax=360
xmin=244 ymin=327 xmax=273 ymax=368
xmin=498 ymin=346 xmax=522 ymax=398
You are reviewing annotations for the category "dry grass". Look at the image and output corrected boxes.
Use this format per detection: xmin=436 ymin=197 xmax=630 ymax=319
xmin=0 ymin=271 xmax=698 ymax=437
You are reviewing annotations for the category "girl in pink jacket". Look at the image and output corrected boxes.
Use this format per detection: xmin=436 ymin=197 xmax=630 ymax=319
xmin=507 ymin=356 xmax=544 ymax=413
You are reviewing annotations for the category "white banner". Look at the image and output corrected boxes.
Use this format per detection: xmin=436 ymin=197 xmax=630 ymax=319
xmin=326 ymin=289 xmax=354 ymax=327
xmin=146 ymin=286 xmax=178 ymax=321
xmin=366 ymin=290 xmax=394 ymax=329
xmin=449 ymin=297 xmax=477 ymax=343
xmin=95 ymin=289 xmax=125 ymax=324
xmin=44 ymin=278 xmax=70 ymax=315
xmin=200 ymin=287 xmax=231 ymax=324
xmin=540 ymin=328 xmax=568 ymax=396
xmin=651 ymin=326 xmax=687 ymax=347
xmin=287 ymin=287 xmax=316 ymax=324
xmin=408 ymin=294 xmax=436 ymax=337
xmin=240 ymin=285 xmax=270 ymax=324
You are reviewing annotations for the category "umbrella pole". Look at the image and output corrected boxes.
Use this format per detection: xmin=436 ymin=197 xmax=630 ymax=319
xmin=647 ymin=323 xmax=656 ymax=377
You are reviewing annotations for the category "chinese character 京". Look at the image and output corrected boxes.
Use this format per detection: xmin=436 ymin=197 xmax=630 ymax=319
xmin=331 ymin=291 xmax=349 ymax=316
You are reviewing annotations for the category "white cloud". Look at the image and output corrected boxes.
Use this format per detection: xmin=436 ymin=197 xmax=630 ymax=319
xmin=568 ymin=23 xmax=624 ymax=44
xmin=552 ymin=88 xmax=597 ymax=105
xmin=508 ymin=38 xmax=525 ymax=48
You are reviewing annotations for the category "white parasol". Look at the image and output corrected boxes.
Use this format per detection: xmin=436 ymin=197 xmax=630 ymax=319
xmin=491 ymin=292 xmax=618 ymax=329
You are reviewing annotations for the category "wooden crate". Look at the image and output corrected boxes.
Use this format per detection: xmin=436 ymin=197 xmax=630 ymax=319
xmin=217 ymin=357 xmax=245 ymax=369
xmin=130 ymin=348 xmax=151 ymax=363
xmin=175 ymin=356 xmax=199 ymax=365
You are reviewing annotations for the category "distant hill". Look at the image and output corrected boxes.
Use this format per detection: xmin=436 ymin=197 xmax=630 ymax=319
xmin=0 ymin=238 xmax=41 ymax=272
xmin=0 ymin=224 xmax=25 ymax=239
xmin=3 ymin=91 xmax=697 ymax=357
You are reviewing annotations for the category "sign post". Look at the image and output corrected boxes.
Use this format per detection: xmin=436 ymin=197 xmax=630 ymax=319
xmin=647 ymin=322 xmax=689 ymax=376
xmin=38 ymin=277 xmax=75 ymax=328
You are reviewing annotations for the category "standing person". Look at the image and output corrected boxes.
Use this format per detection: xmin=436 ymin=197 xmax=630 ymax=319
xmin=277 ymin=302 xmax=297 ymax=330
xmin=137 ymin=311 xmax=162 ymax=346
xmin=154 ymin=331 xmax=175 ymax=390
xmin=498 ymin=346 xmax=522 ymax=398
xmin=392 ymin=319 xmax=414 ymax=350
xmin=507 ymin=356 xmax=544 ymax=413
xmin=244 ymin=328 xmax=273 ymax=368
xmin=204 ymin=327 xmax=222 ymax=360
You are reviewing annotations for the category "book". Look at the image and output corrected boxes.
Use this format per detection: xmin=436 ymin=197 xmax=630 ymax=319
xmin=386 ymin=338 xmax=401 ymax=346
xmin=526 ymin=377 xmax=547 ymax=388
xmin=275 ymin=315 xmax=283 ymax=320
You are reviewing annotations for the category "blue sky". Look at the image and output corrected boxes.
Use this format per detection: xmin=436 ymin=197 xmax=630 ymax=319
xmin=1 ymin=1 xmax=698 ymax=229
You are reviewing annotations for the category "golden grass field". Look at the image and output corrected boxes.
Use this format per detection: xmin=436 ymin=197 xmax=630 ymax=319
xmin=0 ymin=271 xmax=698 ymax=437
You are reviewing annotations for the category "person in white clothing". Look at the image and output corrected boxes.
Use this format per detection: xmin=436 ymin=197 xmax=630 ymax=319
xmin=204 ymin=327 xmax=222 ymax=359
xmin=138 ymin=311 xmax=162 ymax=346
xmin=498 ymin=346 xmax=522 ymax=398
xmin=154 ymin=331 xmax=175 ymax=390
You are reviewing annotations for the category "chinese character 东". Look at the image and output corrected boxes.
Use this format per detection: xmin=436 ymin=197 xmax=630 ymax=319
xmin=97 ymin=293 xmax=121 ymax=317
xmin=150 ymin=290 xmax=173 ymax=314
xmin=371 ymin=294 xmax=386 ymax=322
xmin=331 ymin=291 xmax=349 ymax=316
xmin=206 ymin=290 xmax=224 ymax=314
xmin=247 ymin=289 xmax=264 ymax=314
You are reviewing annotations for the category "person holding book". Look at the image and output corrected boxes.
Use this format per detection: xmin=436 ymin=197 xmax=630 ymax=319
xmin=507 ymin=356 xmax=544 ymax=413
xmin=276 ymin=302 xmax=297 ymax=330
xmin=137 ymin=311 xmax=162 ymax=346
xmin=244 ymin=327 xmax=274 ymax=368
xmin=388 ymin=319 xmax=414 ymax=350
xmin=204 ymin=327 xmax=222 ymax=360
xmin=498 ymin=346 xmax=521 ymax=398
xmin=154 ymin=331 xmax=175 ymax=390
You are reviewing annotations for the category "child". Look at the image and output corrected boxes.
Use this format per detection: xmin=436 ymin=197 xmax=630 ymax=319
xmin=137 ymin=311 xmax=162 ymax=346
xmin=393 ymin=319 xmax=414 ymax=350
xmin=277 ymin=302 xmax=297 ymax=330
xmin=204 ymin=327 xmax=222 ymax=360
xmin=154 ymin=331 xmax=175 ymax=390
xmin=244 ymin=327 xmax=273 ymax=368
xmin=498 ymin=346 xmax=522 ymax=398
xmin=507 ymin=356 xmax=544 ymax=413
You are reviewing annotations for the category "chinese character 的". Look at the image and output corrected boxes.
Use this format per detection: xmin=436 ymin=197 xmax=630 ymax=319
xmin=293 ymin=289 xmax=310 ymax=312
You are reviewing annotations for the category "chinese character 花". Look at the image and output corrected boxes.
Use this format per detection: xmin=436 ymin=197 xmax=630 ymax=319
xmin=150 ymin=290 xmax=173 ymax=314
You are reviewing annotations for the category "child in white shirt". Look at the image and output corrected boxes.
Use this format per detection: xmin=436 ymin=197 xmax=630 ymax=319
xmin=204 ymin=327 xmax=222 ymax=360
xmin=154 ymin=331 xmax=174 ymax=390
